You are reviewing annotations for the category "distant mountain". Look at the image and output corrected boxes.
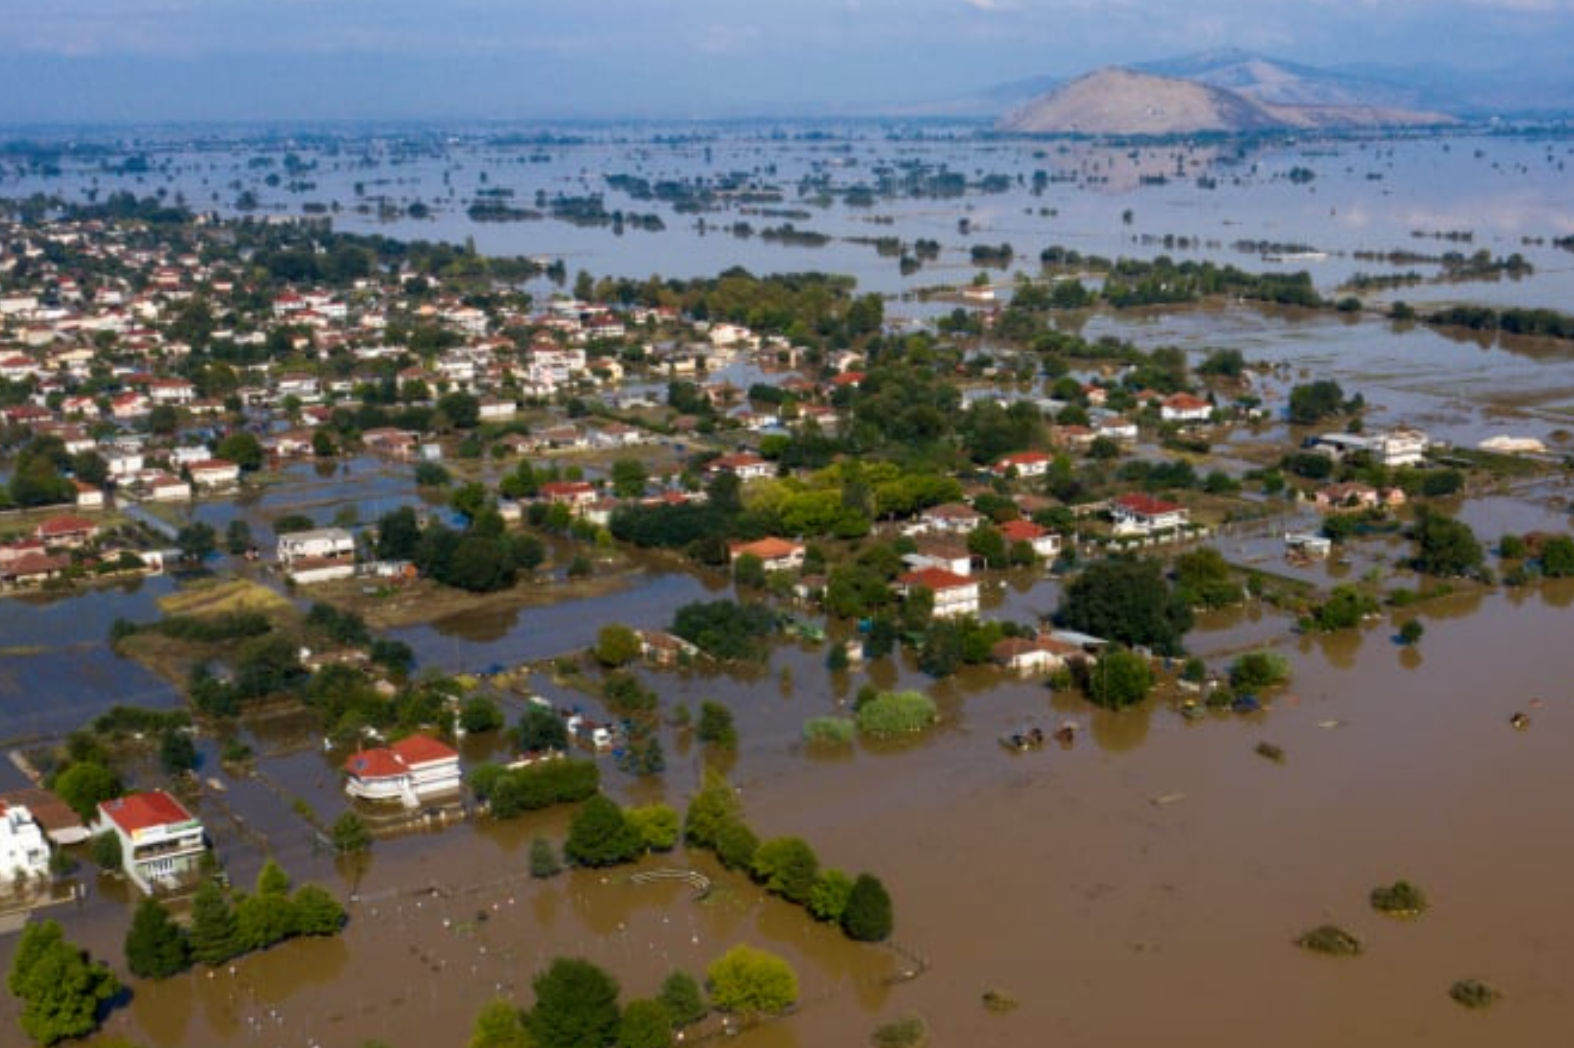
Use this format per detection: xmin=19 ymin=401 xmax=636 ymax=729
xmin=997 ymin=61 xmax=1455 ymax=135
xmin=1134 ymin=49 xmax=1428 ymax=110
xmin=998 ymin=68 xmax=1283 ymax=135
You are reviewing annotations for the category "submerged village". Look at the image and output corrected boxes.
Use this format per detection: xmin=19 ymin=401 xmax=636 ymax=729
xmin=0 ymin=124 xmax=1572 ymax=1048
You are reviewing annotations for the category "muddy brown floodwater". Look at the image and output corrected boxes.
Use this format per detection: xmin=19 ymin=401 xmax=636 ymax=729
xmin=3 ymin=576 xmax=1566 ymax=1047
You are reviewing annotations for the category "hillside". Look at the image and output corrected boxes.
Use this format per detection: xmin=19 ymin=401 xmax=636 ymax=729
xmin=997 ymin=68 xmax=1284 ymax=135
xmin=997 ymin=64 xmax=1455 ymax=135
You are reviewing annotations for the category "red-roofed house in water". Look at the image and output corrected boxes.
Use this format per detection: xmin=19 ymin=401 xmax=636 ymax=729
xmin=343 ymin=735 xmax=461 ymax=809
xmin=1111 ymin=494 xmax=1189 ymax=536
xmin=94 ymin=791 xmax=206 ymax=894
xmin=896 ymin=567 xmax=981 ymax=619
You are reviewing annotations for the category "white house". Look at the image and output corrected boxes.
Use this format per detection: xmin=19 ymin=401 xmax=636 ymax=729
xmin=706 ymin=453 xmax=774 ymax=481
xmin=897 ymin=567 xmax=981 ymax=619
xmin=188 ymin=459 xmax=242 ymax=491
xmin=343 ymin=735 xmax=462 ymax=809
xmin=1160 ymin=393 xmax=1213 ymax=423
xmin=728 ymin=537 xmax=805 ymax=572
xmin=0 ymin=802 xmax=51 ymax=882
xmin=999 ymin=519 xmax=1063 ymax=559
xmin=277 ymin=527 xmax=356 ymax=565
xmin=1111 ymin=494 xmax=1189 ymax=536
xmin=992 ymin=451 xmax=1051 ymax=478
xmin=918 ymin=503 xmax=985 ymax=535
xmin=1371 ymin=428 xmax=1430 ymax=467
xmin=94 ymin=791 xmax=206 ymax=894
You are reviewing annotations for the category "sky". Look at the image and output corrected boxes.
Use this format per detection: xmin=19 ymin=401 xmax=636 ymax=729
xmin=3 ymin=0 xmax=1573 ymax=124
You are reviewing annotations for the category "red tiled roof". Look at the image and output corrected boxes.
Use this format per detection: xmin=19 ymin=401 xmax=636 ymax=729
xmin=1113 ymin=494 xmax=1185 ymax=516
xmin=898 ymin=568 xmax=975 ymax=591
xmin=999 ymin=520 xmax=1047 ymax=541
xmin=343 ymin=748 xmax=405 ymax=779
xmin=99 ymin=791 xmax=194 ymax=834
xmin=36 ymin=515 xmax=97 ymax=537
xmin=730 ymin=537 xmax=802 ymax=560
xmin=391 ymin=735 xmax=458 ymax=767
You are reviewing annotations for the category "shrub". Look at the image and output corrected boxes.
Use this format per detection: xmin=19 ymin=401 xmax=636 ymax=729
xmin=714 ymin=819 xmax=760 ymax=872
xmin=564 ymin=795 xmax=644 ymax=868
xmin=802 ymin=716 xmax=856 ymax=746
xmin=871 ymin=1015 xmax=929 ymax=1048
xmin=1296 ymin=924 xmax=1362 ymax=956
xmin=855 ymin=691 xmax=938 ymax=738
xmin=1370 ymin=880 xmax=1427 ymax=917
xmin=627 ymin=804 xmax=680 ymax=852
xmin=751 ymin=837 xmax=820 ymax=905
xmin=529 ymin=837 xmax=562 ymax=879
xmin=1083 ymin=650 xmax=1153 ymax=710
xmin=706 ymin=945 xmax=798 ymax=1016
xmin=1228 ymin=651 xmax=1290 ymax=690
xmin=842 ymin=874 xmax=894 ymax=942
xmin=697 ymin=701 xmax=737 ymax=749
xmin=808 ymin=868 xmax=855 ymax=923
xmin=1449 ymin=979 xmax=1500 ymax=1010
xmin=658 ymin=970 xmax=707 ymax=1028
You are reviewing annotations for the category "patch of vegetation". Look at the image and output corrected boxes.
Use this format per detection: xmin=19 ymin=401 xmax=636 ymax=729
xmin=871 ymin=1014 xmax=929 ymax=1048
xmin=981 ymin=989 xmax=1018 ymax=1013
xmin=803 ymin=716 xmax=856 ymax=746
xmin=855 ymin=690 xmax=938 ymax=738
xmin=1296 ymin=924 xmax=1363 ymax=956
xmin=1370 ymin=880 xmax=1427 ymax=918
xmin=1449 ymin=979 xmax=1501 ymax=1010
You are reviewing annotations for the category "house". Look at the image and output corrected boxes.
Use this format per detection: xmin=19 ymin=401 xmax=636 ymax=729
xmin=277 ymin=528 xmax=356 ymax=565
xmin=0 ymin=553 xmax=71 ymax=588
xmin=638 ymin=629 xmax=702 ymax=667
xmin=706 ymin=453 xmax=774 ymax=482
xmin=343 ymin=735 xmax=461 ymax=809
xmin=477 ymin=397 xmax=518 ymax=422
xmin=35 ymin=514 xmax=99 ymax=549
xmin=991 ymin=635 xmax=1083 ymax=676
xmin=993 ymin=451 xmax=1051 ymax=478
xmin=1111 ymin=494 xmax=1189 ymax=536
xmin=999 ymin=519 xmax=1062 ymax=559
xmin=72 ymin=481 xmax=105 ymax=510
xmin=1160 ymin=393 xmax=1213 ymax=423
xmin=0 ymin=802 xmax=51 ymax=882
xmin=538 ymin=481 xmax=599 ymax=514
xmin=362 ymin=428 xmax=420 ymax=459
xmin=904 ymin=535 xmax=973 ymax=577
xmin=728 ymin=537 xmax=805 ymax=572
xmin=918 ymin=503 xmax=985 ymax=535
xmin=188 ymin=459 xmax=242 ymax=491
xmin=897 ymin=567 xmax=981 ymax=619
xmin=94 ymin=791 xmax=206 ymax=894
xmin=1370 ymin=428 xmax=1429 ymax=467
xmin=140 ymin=472 xmax=192 ymax=502
xmin=0 ymin=788 xmax=89 ymax=846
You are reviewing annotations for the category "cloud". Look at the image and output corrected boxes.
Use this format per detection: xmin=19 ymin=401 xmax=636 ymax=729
xmin=695 ymin=23 xmax=760 ymax=55
xmin=961 ymin=0 xmax=1015 ymax=11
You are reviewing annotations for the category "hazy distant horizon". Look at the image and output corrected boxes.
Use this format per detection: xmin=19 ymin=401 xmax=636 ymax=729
xmin=5 ymin=0 xmax=1574 ymax=124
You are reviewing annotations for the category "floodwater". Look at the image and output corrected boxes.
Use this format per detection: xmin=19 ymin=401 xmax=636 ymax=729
xmin=5 ymin=124 xmax=1574 ymax=1046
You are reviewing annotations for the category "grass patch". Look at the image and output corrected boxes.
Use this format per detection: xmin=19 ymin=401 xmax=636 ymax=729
xmin=158 ymin=578 xmax=294 ymax=619
xmin=1296 ymin=924 xmax=1363 ymax=956
xmin=803 ymin=716 xmax=856 ymax=746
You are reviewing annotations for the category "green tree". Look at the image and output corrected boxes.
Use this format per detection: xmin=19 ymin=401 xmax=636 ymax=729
xmin=528 ymin=958 xmax=621 ymax=1048
xmin=1539 ymin=534 xmax=1574 ymax=578
xmin=616 ymin=999 xmax=671 ymax=1048
xmin=159 ymin=728 xmax=198 ymax=775
xmin=1411 ymin=509 xmax=1483 ymax=578
xmin=627 ymin=805 xmax=680 ymax=852
xmin=471 ymin=999 xmax=534 ymax=1048
xmin=1398 ymin=619 xmax=1425 ymax=646
xmin=52 ymin=761 xmax=121 ymax=821
xmin=124 ymin=898 xmax=191 ymax=980
xmin=807 ymin=868 xmax=854 ymax=923
xmin=215 ymin=431 xmax=264 ymax=471
xmin=610 ymin=459 xmax=648 ymax=499
xmin=714 ymin=819 xmax=760 ymax=873
xmin=593 ymin=624 xmax=642 ymax=668
xmin=1058 ymin=558 xmax=1193 ymax=655
xmin=731 ymin=553 xmax=767 ymax=590
xmin=564 ymin=795 xmax=645 ymax=868
xmin=1228 ymin=650 xmax=1291 ymax=690
xmin=92 ymin=832 xmax=122 ymax=872
xmin=751 ymin=837 xmax=820 ymax=905
xmin=705 ymin=945 xmax=798 ymax=1016
xmin=290 ymin=885 xmax=348 ymax=936
xmin=235 ymin=891 xmax=296 ymax=951
xmin=697 ymin=702 xmax=737 ymax=749
xmin=330 ymin=811 xmax=371 ymax=854
xmin=225 ymin=519 xmax=253 ymax=555
xmin=176 ymin=522 xmax=218 ymax=562
xmin=684 ymin=768 xmax=742 ymax=849
xmin=461 ymin=696 xmax=506 ymax=734
xmin=841 ymin=874 xmax=894 ymax=942
xmin=7 ymin=920 xmax=120 ymax=1046
xmin=256 ymin=858 xmax=291 ymax=897
xmin=657 ymin=971 xmax=707 ymax=1029
xmin=1287 ymin=380 xmax=1346 ymax=425
xmin=1084 ymin=649 xmax=1154 ymax=709
xmin=188 ymin=878 xmax=239 ymax=966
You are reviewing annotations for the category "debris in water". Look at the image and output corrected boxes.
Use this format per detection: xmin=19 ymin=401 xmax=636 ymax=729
xmin=1510 ymin=712 xmax=1530 ymax=730
xmin=1369 ymin=880 xmax=1427 ymax=918
xmin=1151 ymin=792 xmax=1186 ymax=807
xmin=1254 ymin=742 xmax=1286 ymax=763
xmin=1317 ymin=720 xmax=1344 ymax=729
